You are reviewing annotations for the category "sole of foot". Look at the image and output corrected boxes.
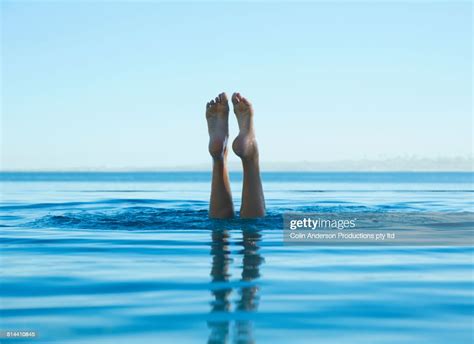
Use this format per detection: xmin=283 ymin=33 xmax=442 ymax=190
xmin=206 ymin=92 xmax=230 ymax=161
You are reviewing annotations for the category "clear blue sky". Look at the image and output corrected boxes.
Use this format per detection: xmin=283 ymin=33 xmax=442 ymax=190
xmin=1 ymin=1 xmax=472 ymax=170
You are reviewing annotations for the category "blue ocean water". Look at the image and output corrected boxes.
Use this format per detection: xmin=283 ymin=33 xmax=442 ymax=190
xmin=0 ymin=172 xmax=473 ymax=343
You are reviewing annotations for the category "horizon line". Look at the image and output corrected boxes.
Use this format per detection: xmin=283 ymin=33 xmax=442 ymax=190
xmin=1 ymin=170 xmax=473 ymax=173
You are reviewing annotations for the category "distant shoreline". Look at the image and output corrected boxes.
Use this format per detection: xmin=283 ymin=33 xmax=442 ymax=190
xmin=1 ymin=170 xmax=473 ymax=173
xmin=2 ymin=157 xmax=472 ymax=173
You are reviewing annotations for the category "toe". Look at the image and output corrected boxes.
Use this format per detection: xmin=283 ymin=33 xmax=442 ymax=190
xmin=219 ymin=92 xmax=228 ymax=103
xmin=215 ymin=96 xmax=220 ymax=103
xmin=231 ymin=92 xmax=240 ymax=104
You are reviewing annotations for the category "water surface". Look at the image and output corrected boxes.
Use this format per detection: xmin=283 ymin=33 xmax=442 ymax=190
xmin=1 ymin=172 xmax=473 ymax=343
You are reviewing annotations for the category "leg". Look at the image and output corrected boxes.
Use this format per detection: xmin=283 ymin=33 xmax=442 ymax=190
xmin=232 ymin=92 xmax=265 ymax=218
xmin=206 ymin=92 xmax=235 ymax=218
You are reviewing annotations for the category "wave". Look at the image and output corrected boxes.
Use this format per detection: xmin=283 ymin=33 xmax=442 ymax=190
xmin=15 ymin=206 xmax=472 ymax=232
xmin=18 ymin=203 xmax=383 ymax=230
xmin=27 ymin=207 xmax=282 ymax=230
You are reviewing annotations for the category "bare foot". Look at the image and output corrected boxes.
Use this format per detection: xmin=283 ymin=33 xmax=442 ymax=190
xmin=206 ymin=92 xmax=229 ymax=161
xmin=231 ymin=92 xmax=258 ymax=161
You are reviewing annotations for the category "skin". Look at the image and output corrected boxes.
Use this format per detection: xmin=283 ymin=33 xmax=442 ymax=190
xmin=206 ymin=92 xmax=266 ymax=219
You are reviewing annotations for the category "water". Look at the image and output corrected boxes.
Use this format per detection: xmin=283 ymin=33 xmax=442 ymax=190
xmin=1 ymin=172 xmax=473 ymax=343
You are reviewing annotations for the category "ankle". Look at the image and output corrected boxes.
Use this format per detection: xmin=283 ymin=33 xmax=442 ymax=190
xmin=211 ymin=149 xmax=228 ymax=163
xmin=241 ymin=148 xmax=259 ymax=162
xmin=209 ymin=138 xmax=228 ymax=161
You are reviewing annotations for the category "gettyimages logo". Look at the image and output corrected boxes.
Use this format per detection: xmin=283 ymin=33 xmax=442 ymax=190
xmin=289 ymin=217 xmax=356 ymax=230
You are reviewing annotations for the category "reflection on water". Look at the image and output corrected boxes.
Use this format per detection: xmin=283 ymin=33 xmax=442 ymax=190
xmin=208 ymin=228 xmax=263 ymax=344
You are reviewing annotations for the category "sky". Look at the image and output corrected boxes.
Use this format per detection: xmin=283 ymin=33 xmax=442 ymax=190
xmin=1 ymin=1 xmax=472 ymax=171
